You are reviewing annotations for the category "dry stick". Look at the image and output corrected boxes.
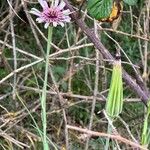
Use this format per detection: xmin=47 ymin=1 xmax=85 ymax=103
xmin=6 ymin=0 xmax=24 ymax=23
xmin=21 ymin=0 xmax=45 ymax=56
xmin=0 ymin=59 xmax=42 ymax=84
xmin=0 ymin=43 xmax=93 ymax=84
xmin=0 ymin=36 xmax=93 ymax=60
xmin=50 ymin=56 xmax=96 ymax=61
xmin=100 ymin=28 xmax=150 ymax=42
xmin=0 ymin=129 xmax=30 ymax=149
xmin=63 ymin=0 xmax=149 ymax=105
xmin=0 ymin=29 xmax=24 ymax=39
xmin=0 ymin=3 xmax=22 ymax=29
xmin=67 ymin=8 xmax=88 ymax=93
xmin=67 ymin=125 xmax=147 ymax=150
xmin=129 ymin=6 xmax=133 ymax=36
xmin=15 ymin=125 xmax=41 ymax=141
xmin=18 ymin=85 xmax=142 ymax=103
xmin=0 ymin=39 xmax=93 ymax=60
xmin=0 ymin=102 xmax=44 ymax=148
xmin=65 ymin=25 xmax=72 ymax=93
xmin=48 ymin=66 xmax=69 ymax=150
xmin=0 ymin=40 xmax=41 ymax=60
xmin=0 ymin=92 xmax=12 ymax=101
xmin=143 ymin=0 xmax=150 ymax=84
xmin=1 ymin=100 xmax=40 ymax=132
xmin=85 ymin=21 xmax=100 ymax=150
xmin=84 ymin=52 xmax=99 ymax=149
xmin=118 ymin=116 xmax=138 ymax=143
xmin=68 ymin=27 xmax=82 ymax=93
xmin=9 ymin=0 xmax=17 ymax=100
xmin=1 ymin=27 xmax=13 ymax=72
xmin=137 ymin=9 xmax=144 ymax=67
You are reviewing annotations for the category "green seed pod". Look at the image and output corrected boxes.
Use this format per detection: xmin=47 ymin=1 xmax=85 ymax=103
xmin=105 ymin=59 xmax=123 ymax=118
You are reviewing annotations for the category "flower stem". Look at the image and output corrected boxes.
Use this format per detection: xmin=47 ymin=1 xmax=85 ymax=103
xmin=105 ymin=123 xmax=112 ymax=150
xmin=41 ymin=26 xmax=53 ymax=150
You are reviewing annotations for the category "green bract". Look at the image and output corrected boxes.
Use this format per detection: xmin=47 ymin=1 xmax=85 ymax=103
xmin=105 ymin=60 xmax=123 ymax=118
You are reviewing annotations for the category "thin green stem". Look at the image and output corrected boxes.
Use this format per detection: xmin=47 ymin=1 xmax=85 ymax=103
xmin=41 ymin=26 xmax=53 ymax=150
xmin=105 ymin=123 xmax=112 ymax=150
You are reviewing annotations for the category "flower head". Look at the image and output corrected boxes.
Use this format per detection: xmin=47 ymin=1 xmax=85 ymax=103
xmin=30 ymin=0 xmax=71 ymax=28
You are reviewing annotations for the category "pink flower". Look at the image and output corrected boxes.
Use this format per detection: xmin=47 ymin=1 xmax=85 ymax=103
xmin=30 ymin=0 xmax=71 ymax=28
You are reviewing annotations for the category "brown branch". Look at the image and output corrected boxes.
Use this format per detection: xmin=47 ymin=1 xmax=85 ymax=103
xmin=100 ymin=28 xmax=150 ymax=42
xmin=67 ymin=125 xmax=147 ymax=150
xmin=64 ymin=0 xmax=149 ymax=105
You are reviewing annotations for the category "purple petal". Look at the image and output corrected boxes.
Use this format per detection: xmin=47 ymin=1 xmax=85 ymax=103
xmin=30 ymin=8 xmax=41 ymax=16
xmin=59 ymin=22 xmax=64 ymax=27
xmin=44 ymin=22 xmax=50 ymax=28
xmin=54 ymin=0 xmax=59 ymax=7
xmin=64 ymin=17 xmax=71 ymax=22
xmin=36 ymin=17 xmax=45 ymax=23
xmin=62 ymin=9 xmax=71 ymax=15
xmin=38 ymin=0 xmax=48 ymax=8
xmin=53 ymin=22 xmax=58 ymax=27
xmin=58 ymin=1 xmax=65 ymax=10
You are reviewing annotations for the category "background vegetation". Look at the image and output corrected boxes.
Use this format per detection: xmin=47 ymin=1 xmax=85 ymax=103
xmin=0 ymin=0 xmax=150 ymax=149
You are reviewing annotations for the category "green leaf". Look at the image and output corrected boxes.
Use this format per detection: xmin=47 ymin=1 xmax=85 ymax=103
xmin=87 ymin=0 xmax=113 ymax=20
xmin=123 ymin=0 xmax=137 ymax=5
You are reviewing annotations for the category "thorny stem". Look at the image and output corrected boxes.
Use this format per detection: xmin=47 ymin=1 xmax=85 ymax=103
xmin=63 ymin=0 xmax=150 ymax=105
